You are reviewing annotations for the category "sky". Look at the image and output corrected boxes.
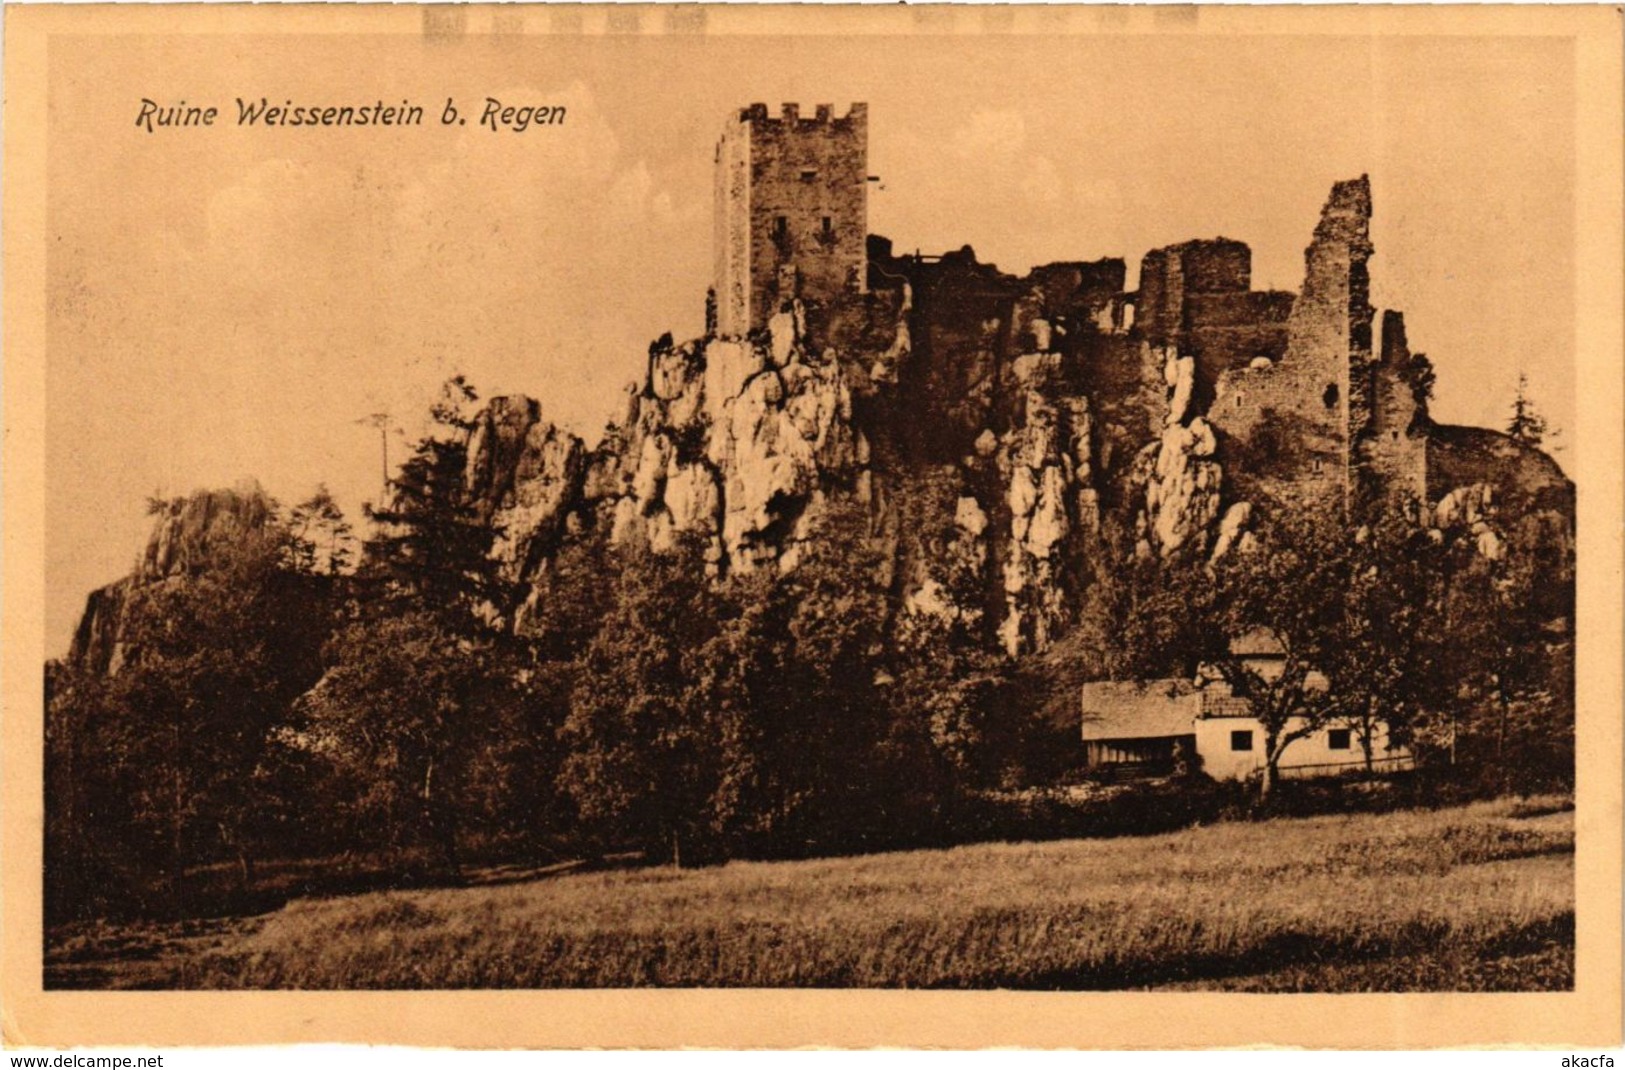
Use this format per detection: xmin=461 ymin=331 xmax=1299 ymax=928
xmin=44 ymin=26 xmax=1576 ymax=655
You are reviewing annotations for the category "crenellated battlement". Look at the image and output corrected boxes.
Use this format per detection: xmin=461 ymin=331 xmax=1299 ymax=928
xmin=733 ymin=102 xmax=868 ymax=129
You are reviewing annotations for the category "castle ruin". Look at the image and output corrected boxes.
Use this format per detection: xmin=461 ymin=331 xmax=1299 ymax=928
xmin=713 ymin=103 xmax=869 ymax=336
xmin=706 ymin=103 xmax=1571 ymax=650
xmin=66 ymin=101 xmax=1575 ymax=674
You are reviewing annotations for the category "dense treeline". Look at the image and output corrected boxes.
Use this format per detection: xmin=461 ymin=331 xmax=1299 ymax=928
xmin=44 ymin=380 xmax=1574 ymax=923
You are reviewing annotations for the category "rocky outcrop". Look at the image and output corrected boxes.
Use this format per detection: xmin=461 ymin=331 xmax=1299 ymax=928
xmin=1413 ymin=425 xmax=1573 ymax=566
xmin=1425 ymin=424 xmax=1573 ymax=519
xmin=449 ymin=180 xmax=1570 ymax=662
xmin=138 ymin=483 xmax=277 ymax=581
xmin=991 ymin=354 xmax=1100 ymax=655
xmin=1209 ymin=501 xmax=1256 ymax=562
xmin=501 ymin=303 xmax=873 ymax=583
xmin=1425 ymin=482 xmax=1506 ymax=560
xmin=67 ymin=482 xmax=280 ymax=675
xmin=68 ymin=579 xmax=137 ymax=677
xmin=464 ymin=397 xmax=587 ymax=585
xmin=710 ymin=346 xmax=858 ymax=570
xmin=1134 ymin=348 xmax=1223 ymax=558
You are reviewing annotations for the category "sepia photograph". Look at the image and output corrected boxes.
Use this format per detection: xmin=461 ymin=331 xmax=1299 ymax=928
xmin=3 ymin=1 xmax=1621 ymax=1050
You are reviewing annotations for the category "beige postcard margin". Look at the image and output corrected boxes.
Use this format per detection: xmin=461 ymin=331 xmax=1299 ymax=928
xmin=2 ymin=3 xmax=1621 ymax=1050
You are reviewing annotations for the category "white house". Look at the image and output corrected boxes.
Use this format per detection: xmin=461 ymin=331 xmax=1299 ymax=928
xmin=1188 ymin=694 xmax=1412 ymax=781
xmin=1080 ymin=630 xmax=1414 ymax=782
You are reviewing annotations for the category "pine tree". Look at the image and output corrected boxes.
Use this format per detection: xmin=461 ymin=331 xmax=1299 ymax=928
xmin=1506 ymin=371 xmax=1550 ymax=447
xmin=288 ymin=484 xmax=355 ymax=575
xmin=308 ymin=376 xmax=524 ymax=877
xmin=361 ymin=376 xmax=511 ymax=622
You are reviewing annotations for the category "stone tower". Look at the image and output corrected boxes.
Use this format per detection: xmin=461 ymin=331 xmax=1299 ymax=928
xmin=1209 ymin=176 xmax=1374 ymax=511
xmin=713 ymin=103 xmax=868 ymax=337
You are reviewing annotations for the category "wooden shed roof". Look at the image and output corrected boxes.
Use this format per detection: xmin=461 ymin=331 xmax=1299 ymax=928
xmin=1080 ymin=680 xmax=1201 ymax=741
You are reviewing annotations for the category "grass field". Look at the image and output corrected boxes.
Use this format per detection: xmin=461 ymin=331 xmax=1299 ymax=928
xmin=47 ymin=796 xmax=1574 ymax=990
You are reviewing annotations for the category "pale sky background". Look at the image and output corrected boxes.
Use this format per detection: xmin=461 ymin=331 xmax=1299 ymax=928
xmin=45 ymin=29 xmax=1576 ymax=655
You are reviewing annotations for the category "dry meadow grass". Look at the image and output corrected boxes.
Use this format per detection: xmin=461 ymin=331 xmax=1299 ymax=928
xmin=53 ymin=796 xmax=1574 ymax=990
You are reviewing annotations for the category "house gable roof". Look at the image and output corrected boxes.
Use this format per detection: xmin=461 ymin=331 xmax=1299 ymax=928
xmin=1080 ymin=680 xmax=1201 ymax=740
xmin=1229 ymin=626 xmax=1284 ymax=658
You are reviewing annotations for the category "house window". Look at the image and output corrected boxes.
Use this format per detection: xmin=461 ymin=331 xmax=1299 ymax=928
xmin=1328 ymin=728 xmax=1351 ymax=750
xmin=800 ymin=168 xmax=818 ymax=182
xmin=821 ymin=216 xmax=834 ymax=240
xmin=1230 ymin=730 xmax=1254 ymax=752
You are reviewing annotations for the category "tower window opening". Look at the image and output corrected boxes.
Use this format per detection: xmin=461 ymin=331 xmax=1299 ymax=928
xmin=800 ymin=168 xmax=818 ymax=182
xmin=1322 ymin=382 xmax=1340 ymax=409
xmin=821 ymin=216 xmax=834 ymax=240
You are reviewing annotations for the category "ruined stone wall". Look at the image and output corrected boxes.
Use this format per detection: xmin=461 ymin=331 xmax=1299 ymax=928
xmin=1023 ymin=259 xmax=1127 ymax=335
xmin=1356 ymin=311 xmax=1429 ymax=505
xmin=1183 ymin=291 xmax=1283 ymax=329
xmin=1177 ymin=240 xmax=1252 ymax=293
xmin=1136 ymin=239 xmax=1250 ymax=337
xmin=1134 ymin=245 xmax=1185 ymax=344
xmin=712 ymin=103 xmax=867 ymax=336
xmin=1132 ymin=240 xmax=1291 ymax=393
xmin=1072 ymin=336 xmax=1162 ymax=505
xmin=1181 ymin=291 xmax=1294 ymax=396
xmin=713 ymin=114 xmax=752 ymax=336
xmin=1208 ymin=178 xmax=1372 ymax=509
xmin=875 ymin=247 xmax=1020 ymax=456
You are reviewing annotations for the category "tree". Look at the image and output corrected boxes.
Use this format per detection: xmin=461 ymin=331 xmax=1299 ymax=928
xmin=288 ymin=485 xmax=355 ymax=575
xmin=45 ymin=659 xmax=123 ymax=920
xmin=558 ymin=499 xmax=928 ymax=863
xmin=312 ymin=376 xmax=526 ymax=876
xmin=892 ymin=610 xmax=1013 ymax=788
xmin=1403 ymin=352 xmax=1437 ymax=407
xmin=1106 ymin=553 xmax=1224 ymax=682
xmin=1208 ymin=502 xmax=1353 ymax=799
xmin=1429 ymin=547 xmax=1572 ymax=793
xmin=740 ymin=500 xmax=905 ymax=851
xmin=361 ymin=376 xmax=511 ymax=621
xmin=46 ymin=493 xmax=333 ymax=917
xmin=1326 ymin=507 xmax=1443 ymax=772
xmin=558 ymin=535 xmax=744 ymax=864
xmin=516 ymin=529 xmax=618 ymax=662
xmin=1506 ymin=371 xmax=1551 ymax=447
xmin=306 ymin=610 xmax=523 ymax=873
